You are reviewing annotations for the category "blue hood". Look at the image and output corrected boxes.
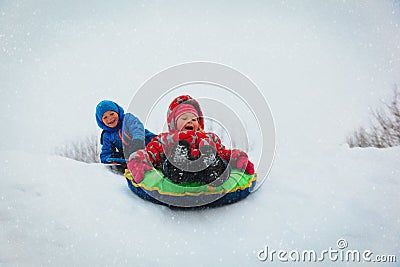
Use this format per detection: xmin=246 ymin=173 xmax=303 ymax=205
xmin=95 ymin=100 xmax=125 ymax=132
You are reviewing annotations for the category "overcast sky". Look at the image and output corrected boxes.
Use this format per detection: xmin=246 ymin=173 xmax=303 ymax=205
xmin=1 ymin=1 xmax=400 ymax=153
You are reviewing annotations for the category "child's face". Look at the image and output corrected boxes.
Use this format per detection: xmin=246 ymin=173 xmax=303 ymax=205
xmin=176 ymin=112 xmax=199 ymax=131
xmin=102 ymin=110 xmax=119 ymax=128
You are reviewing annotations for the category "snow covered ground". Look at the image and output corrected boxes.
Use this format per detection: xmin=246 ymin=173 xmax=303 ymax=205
xmin=1 ymin=1 xmax=400 ymax=266
xmin=1 ymin=146 xmax=399 ymax=266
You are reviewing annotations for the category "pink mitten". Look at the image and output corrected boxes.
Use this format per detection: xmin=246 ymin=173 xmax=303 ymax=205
xmin=236 ymin=156 xmax=255 ymax=175
xmin=127 ymin=159 xmax=153 ymax=183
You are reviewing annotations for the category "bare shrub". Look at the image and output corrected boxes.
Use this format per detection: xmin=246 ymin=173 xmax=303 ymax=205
xmin=347 ymin=87 xmax=400 ymax=148
xmin=54 ymin=134 xmax=101 ymax=163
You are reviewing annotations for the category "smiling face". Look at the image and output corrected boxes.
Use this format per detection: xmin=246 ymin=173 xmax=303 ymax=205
xmin=102 ymin=110 xmax=119 ymax=128
xmin=176 ymin=112 xmax=200 ymax=131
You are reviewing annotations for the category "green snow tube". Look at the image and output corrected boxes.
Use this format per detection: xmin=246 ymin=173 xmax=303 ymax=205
xmin=124 ymin=169 xmax=257 ymax=208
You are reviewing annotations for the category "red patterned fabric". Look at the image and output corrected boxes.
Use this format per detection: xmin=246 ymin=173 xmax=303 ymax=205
xmin=173 ymin=104 xmax=199 ymax=126
xmin=141 ymin=130 xmax=248 ymax=166
xmin=236 ymin=155 xmax=255 ymax=175
xmin=127 ymin=95 xmax=254 ymax=179
xmin=127 ymin=158 xmax=153 ymax=183
xmin=166 ymin=95 xmax=204 ymax=131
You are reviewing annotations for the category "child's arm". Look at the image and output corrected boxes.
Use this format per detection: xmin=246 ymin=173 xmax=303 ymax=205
xmin=127 ymin=134 xmax=165 ymax=166
xmin=127 ymin=134 xmax=165 ymax=183
xmin=143 ymin=135 xmax=165 ymax=167
xmin=145 ymin=129 xmax=157 ymax=144
xmin=196 ymin=132 xmax=244 ymax=160
xmin=100 ymin=133 xmax=126 ymax=164
xmin=200 ymin=132 xmax=254 ymax=174
xmin=122 ymin=113 xmax=147 ymax=158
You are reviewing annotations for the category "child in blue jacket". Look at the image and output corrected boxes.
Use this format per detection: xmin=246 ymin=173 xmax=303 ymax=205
xmin=95 ymin=100 xmax=156 ymax=165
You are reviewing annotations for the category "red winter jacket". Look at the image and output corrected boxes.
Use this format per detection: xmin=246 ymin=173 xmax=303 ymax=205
xmin=128 ymin=95 xmax=250 ymax=170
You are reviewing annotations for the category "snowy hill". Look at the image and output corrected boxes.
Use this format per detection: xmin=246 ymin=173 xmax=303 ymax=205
xmin=1 ymin=146 xmax=399 ymax=266
xmin=1 ymin=1 xmax=400 ymax=266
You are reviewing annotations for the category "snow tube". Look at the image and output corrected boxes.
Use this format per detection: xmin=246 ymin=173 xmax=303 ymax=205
xmin=124 ymin=169 xmax=257 ymax=208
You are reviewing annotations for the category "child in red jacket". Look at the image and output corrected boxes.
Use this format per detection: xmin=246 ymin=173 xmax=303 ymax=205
xmin=127 ymin=95 xmax=254 ymax=186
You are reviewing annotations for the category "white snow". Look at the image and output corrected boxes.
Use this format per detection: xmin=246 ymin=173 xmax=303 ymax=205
xmin=1 ymin=1 xmax=400 ymax=266
xmin=1 ymin=146 xmax=399 ymax=266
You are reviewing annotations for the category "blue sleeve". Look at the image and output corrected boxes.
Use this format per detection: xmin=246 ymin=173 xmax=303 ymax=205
xmin=122 ymin=113 xmax=145 ymax=141
xmin=122 ymin=113 xmax=146 ymax=158
xmin=144 ymin=129 xmax=157 ymax=145
xmin=100 ymin=132 xmax=113 ymax=163
xmin=106 ymin=157 xmax=127 ymax=163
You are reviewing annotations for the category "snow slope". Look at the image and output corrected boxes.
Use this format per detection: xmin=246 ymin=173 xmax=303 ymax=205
xmin=1 ymin=146 xmax=399 ymax=266
xmin=1 ymin=1 xmax=400 ymax=266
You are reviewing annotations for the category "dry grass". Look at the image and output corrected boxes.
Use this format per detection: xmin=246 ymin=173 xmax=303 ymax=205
xmin=54 ymin=134 xmax=101 ymax=163
xmin=347 ymin=87 xmax=400 ymax=148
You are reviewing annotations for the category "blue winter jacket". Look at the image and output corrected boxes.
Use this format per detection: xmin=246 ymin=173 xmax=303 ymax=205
xmin=96 ymin=101 xmax=156 ymax=164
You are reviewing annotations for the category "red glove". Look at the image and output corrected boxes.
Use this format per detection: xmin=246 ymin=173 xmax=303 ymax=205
xmin=127 ymin=159 xmax=153 ymax=183
xmin=236 ymin=156 xmax=255 ymax=175
xmin=230 ymin=149 xmax=245 ymax=161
